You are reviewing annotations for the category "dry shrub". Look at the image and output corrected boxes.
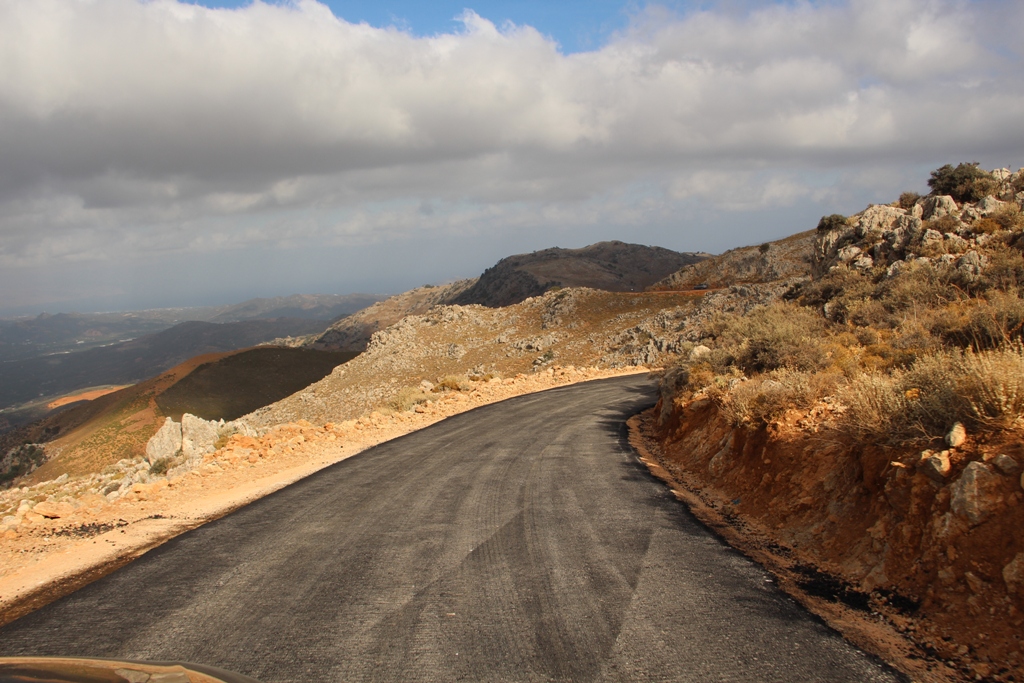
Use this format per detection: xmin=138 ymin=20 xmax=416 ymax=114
xmin=719 ymin=368 xmax=841 ymax=427
xmin=718 ymin=303 xmax=830 ymax=374
xmin=930 ymin=292 xmax=1024 ymax=350
xmin=899 ymin=192 xmax=921 ymax=209
xmin=433 ymin=375 xmax=471 ymax=392
xmin=959 ymin=342 xmax=1024 ymax=428
xmin=990 ymin=204 xmax=1024 ymax=231
xmin=981 ymin=245 xmax=1024 ymax=293
xmin=840 ymin=344 xmax=1024 ymax=442
xmin=388 ymin=387 xmax=433 ymax=412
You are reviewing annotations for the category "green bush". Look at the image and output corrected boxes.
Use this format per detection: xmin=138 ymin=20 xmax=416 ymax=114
xmin=927 ymin=162 xmax=997 ymax=204
xmin=817 ymin=214 xmax=848 ymax=232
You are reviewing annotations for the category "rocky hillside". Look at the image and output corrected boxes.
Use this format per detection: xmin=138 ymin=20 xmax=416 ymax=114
xmin=649 ymin=230 xmax=815 ymax=290
xmin=451 ymin=241 xmax=709 ymax=308
xmin=309 ymin=280 xmax=477 ymax=352
xmin=648 ymin=164 xmax=1024 ymax=681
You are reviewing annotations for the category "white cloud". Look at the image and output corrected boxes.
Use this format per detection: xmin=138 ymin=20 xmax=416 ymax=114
xmin=0 ymin=0 xmax=1022 ymax=280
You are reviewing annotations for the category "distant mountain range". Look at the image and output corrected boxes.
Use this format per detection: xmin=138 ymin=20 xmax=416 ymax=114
xmin=0 ymin=293 xmax=384 ymax=362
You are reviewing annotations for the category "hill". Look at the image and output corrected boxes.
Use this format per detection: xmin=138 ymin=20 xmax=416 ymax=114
xmin=648 ymin=230 xmax=815 ymax=290
xmin=647 ymin=164 xmax=1024 ymax=680
xmin=451 ymin=240 xmax=709 ymax=308
xmin=0 ymin=346 xmax=357 ymax=485
xmin=0 ymin=319 xmax=330 ymax=414
xmin=310 ymin=280 xmax=477 ymax=352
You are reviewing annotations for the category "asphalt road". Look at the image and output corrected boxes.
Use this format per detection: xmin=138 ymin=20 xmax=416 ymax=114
xmin=0 ymin=375 xmax=903 ymax=683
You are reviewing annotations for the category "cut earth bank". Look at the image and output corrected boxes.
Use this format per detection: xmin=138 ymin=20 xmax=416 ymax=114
xmin=0 ymin=366 xmax=645 ymax=628
xmin=634 ymin=397 xmax=1024 ymax=683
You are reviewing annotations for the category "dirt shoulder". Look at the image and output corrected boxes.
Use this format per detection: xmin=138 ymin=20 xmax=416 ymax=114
xmin=0 ymin=366 xmax=646 ymax=628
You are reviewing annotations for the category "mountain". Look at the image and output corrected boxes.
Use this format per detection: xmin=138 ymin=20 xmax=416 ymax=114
xmin=451 ymin=240 xmax=710 ymax=308
xmin=0 ymin=318 xmax=331 ymax=414
xmin=310 ymin=241 xmax=709 ymax=353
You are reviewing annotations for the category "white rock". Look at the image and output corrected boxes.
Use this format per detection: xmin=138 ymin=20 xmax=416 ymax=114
xmin=181 ymin=413 xmax=219 ymax=460
xmin=145 ymin=418 xmax=182 ymax=465
xmin=921 ymin=195 xmax=958 ymax=220
xmin=689 ymin=345 xmax=711 ymax=361
xmin=946 ymin=422 xmax=967 ymax=448
xmin=919 ymin=451 xmax=951 ymax=483
xmin=977 ymin=195 xmax=1009 ymax=216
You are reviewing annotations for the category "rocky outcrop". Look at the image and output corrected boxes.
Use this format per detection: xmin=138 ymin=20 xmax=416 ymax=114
xmin=143 ymin=414 xmax=254 ymax=477
xmin=812 ymin=167 xmax=1024 ymax=278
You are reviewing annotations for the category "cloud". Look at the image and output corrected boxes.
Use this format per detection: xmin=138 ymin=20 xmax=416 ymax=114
xmin=0 ymin=0 xmax=1022 ymax=275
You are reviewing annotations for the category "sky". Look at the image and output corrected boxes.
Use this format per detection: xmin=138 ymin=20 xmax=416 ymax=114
xmin=1 ymin=0 xmax=1023 ymax=315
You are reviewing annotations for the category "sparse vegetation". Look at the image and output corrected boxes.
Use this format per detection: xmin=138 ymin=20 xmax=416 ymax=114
xmin=898 ymin=191 xmax=921 ymax=209
xmin=387 ymin=387 xmax=433 ymax=412
xmin=1 ymin=443 xmax=46 ymax=486
xmin=816 ymin=214 xmax=848 ymax=232
xmin=663 ymin=168 xmax=1024 ymax=445
xmin=927 ymin=162 xmax=997 ymax=203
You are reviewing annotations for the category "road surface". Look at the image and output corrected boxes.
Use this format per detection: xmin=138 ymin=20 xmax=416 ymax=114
xmin=0 ymin=375 xmax=902 ymax=682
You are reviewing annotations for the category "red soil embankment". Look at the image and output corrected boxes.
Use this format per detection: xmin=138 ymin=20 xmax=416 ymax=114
xmin=635 ymin=396 xmax=1024 ymax=683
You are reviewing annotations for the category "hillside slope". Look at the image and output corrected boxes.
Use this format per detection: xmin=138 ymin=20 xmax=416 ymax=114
xmin=0 ymin=319 xmax=329 ymax=413
xmin=648 ymin=164 xmax=1024 ymax=681
xmin=0 ymin=346 xmax=358 ymax=485
xmin=452 ymin=240 xmax=709 ymax=307
xmin=649 ymin=230 xmax=815 ymax=290
xmin=309 ymin=280 xmax=477 ymax=352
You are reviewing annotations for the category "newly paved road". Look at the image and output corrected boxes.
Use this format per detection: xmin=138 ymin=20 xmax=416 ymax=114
xmin=0 ymin=376 xmax=902 ymax=682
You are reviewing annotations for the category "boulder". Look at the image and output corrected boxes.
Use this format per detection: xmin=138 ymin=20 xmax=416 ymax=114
xmin=837 ymin=245 xmax=862 ymax=262
xmin=921 ymin=195 xmax=958 ymax=220
xmin=145 ymin=418 xmax=182 ymax=465
xmin=855 ymin=205 xmax=905 ymax=238
xmin=181 ymin=413 xmax=219 ymax=460
xmin=919 ymin=450 xmax=951 ymax=483
xmin=977 ymin=195 xmax=1009 ymax=216
xmin=993 ymin=454 xmax=1020 ymax=476
xmin=951 ymin=461 xmax=1003 ymax=525
xmin=852 ymin=254 xmax=874 ymax=271
xmin=1003 ymin=553 xmax=1024 ymax=596
xmin=956 ymin=251 xmax=987 ymax=278
xmin=920 ymin=229 xmax=943 ymax=247
xmin=31 ymin=501 xmax=63 ymax=519
xmin=946 ymin=422 xmax=967 ymax=448
xmin=689 ymin=345 xmax=711 ymax=361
